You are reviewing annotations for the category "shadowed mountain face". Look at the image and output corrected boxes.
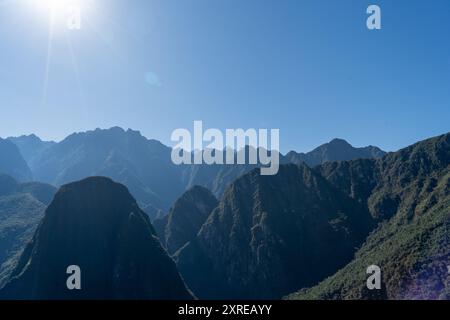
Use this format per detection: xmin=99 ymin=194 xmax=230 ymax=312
xmin=288 ymin=133 xmax=450 ymax=300
xmin=0 ymin=174 xmax=56 ymax=287
xmin=7 ymin=135 xmax=55 ymax=169
xmin=175 ymin=163 xmax=375 ymax=299
xmin=286 ymin=138 xmax=385 ymax=167
xmin=154 ymin=186 xmax=218 ymax=255
xmin=0 ymin=138 xmax=33 ymax=182
xmin=0 ymin=177 xmax=193 ymax=300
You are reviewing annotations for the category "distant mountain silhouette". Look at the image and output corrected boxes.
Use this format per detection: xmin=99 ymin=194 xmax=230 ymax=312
xmin=7 ymin=135 xmax=55 ymax=169
xmin=0 ymin=174 xmax=56 ymax=287
xmin=0 ymin=177 xmax=193 ymax=299
xmin=154 ymin=185 xmax=218 ymax=255
xmin=7 ymin=128 xmax=385 ymax=220
xmin=286 ymin=138 xmax=385 ymax=167
xmin=180 ymin=147 xmax=288 ymax=198
xmin=0 ymin=138 xmax=33 ymax=182
xmin=287 ymin=132 xmax=450 ymax=299
xmin=175 ymin=163 xmax=375 ymax=299
xmin=24 ymin=127 xmax=185 ymax=219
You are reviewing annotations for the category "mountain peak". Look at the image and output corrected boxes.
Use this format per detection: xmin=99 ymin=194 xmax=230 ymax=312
xmin=0 ymin=138 xmax=33 ymax=182
xmin=154 ymin=185 xmax=218 ymax=255
xmin=96 ymin=126 xmax=125 ymax=133
xmin=286 ymin=138 xmax=386 ymax=167
xmin=14 ymin=134 xmax=41 ymax=142
xmin=0 ymin=176 xmax=193 ymax=299
xmin=328 ymin=138 xmax=352 ymax=146
xmin=175 ymin=163 xmax=374 ymax=299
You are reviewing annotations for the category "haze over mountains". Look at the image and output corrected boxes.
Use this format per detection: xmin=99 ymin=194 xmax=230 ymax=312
xmin=2 ymin=127 xmax=387 ymax=220
xmin=0 ymin=128 xmax=448 ymax=300
xmin=7 ymin=135 xmax=55 ymax=170
xmin=0 ymin=138 xmax=32 ymax=182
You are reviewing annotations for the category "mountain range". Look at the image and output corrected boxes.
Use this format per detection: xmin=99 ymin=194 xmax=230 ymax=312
xmin=15 ymin=128 xmax=185 ymax=219
xmin=287 ymin=132 xmax=450 ymax=299
xmin=174 ymin=163 xmax=375 ymax=299
xmin=0 ymin=127 xmax=448 ymax=300
xmin=7 ymin=135 xmax=55 ymax=170
xmin=2 ymin=127 xmax=386 ymax=220
xmin=171 ymin=132 xmax=449 ymax=299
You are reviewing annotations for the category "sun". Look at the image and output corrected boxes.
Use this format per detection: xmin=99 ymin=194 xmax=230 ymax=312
xmin=30 ymin=0 xmax=92 ymax=32
xmin=34 ymin=0 xmax=73 ymax=12
xmin=32 ymin=0 xmax=89 ymax=17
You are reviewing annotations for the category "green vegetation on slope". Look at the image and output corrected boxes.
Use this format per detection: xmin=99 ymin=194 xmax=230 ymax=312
xmin=287 ymin=133 xmax=450 ymax=300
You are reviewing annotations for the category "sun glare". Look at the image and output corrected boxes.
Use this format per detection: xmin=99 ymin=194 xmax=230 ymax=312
xmin=32 ymin=0 xmax=89 ymax=18
xmin=29 ymin=0 xmax=93 ymax=32
xmin=37 ymin=0 xmax=65 ymax=11
xmin=35 ymin=0 xmax=71 ymax=11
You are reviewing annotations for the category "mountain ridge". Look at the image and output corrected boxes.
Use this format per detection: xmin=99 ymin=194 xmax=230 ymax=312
xmin=287 ymin=132 xmax=450 ymax=299
xmin=286 ymin=137 xmax=386 ymax=167
xmin=1 ymin=129 xmax=448 ymax=300
xmin=7 ymin=128 xmax=386 ymax=220
xmin=175 ymin=163 xmax=375 ymax=299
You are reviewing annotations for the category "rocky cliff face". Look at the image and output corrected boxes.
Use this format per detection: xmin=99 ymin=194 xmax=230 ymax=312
xmin=175 ymin=163 xmax=375 ymax=299
xmin=154 ymin=186 xmax=218 ymax=255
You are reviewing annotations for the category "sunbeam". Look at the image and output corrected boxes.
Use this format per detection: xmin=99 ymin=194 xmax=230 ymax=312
xmin=65 ymin=31 xmax=88 ymax=121
xmin=41 ymin=8 xmax=55 ymax=106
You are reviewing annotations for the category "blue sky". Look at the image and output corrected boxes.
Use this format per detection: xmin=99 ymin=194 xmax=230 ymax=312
xmin=0 ymin=0 xmax=449 ymax=153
